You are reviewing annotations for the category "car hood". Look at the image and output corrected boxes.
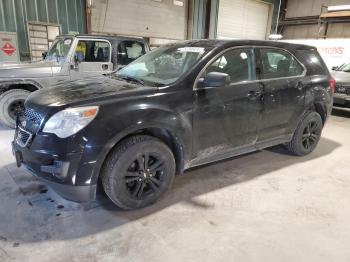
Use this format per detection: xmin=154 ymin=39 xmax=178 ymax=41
xmin=26 ymin=76 xmax=157 ymax=110
xmin=332 ymin=71 xmax=350 ymax=84
xmin=0 ymin=61 xmax=56 ymax=78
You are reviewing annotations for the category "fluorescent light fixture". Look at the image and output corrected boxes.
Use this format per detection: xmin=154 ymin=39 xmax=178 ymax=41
xmin=269 ymin=34 xmax=283 ymax=40
xmin=328 ymin=5 xmax=350 ymax=12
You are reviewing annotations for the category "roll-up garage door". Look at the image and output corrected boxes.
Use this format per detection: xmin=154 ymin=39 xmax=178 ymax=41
xmin=92 ymin=0 xmax=187 ymax=40
xmin=217 ymin=0 xmax=271 ymax=40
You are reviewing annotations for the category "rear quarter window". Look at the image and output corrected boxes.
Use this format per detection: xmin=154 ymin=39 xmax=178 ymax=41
xmin=296 ymin=49 xmax=329 ymax=76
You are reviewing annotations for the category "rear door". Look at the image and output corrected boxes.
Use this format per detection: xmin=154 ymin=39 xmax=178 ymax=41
xmin=70 ymin=39 xmax=113 ymax=79
xmin=192 ymin=47 xmax=263 ymax=160
xmin=257 ymin=47 xmax=307 ymax=142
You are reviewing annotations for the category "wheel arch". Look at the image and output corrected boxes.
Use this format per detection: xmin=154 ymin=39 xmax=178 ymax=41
xmin=93 ymin=125 xmax=187 ymax=193
xmin=0 ymin=80 xmax=42 ymax=95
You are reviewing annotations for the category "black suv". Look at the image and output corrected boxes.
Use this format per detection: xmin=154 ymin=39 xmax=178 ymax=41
xmin=12 ymin=40 xmax=333 ymax=210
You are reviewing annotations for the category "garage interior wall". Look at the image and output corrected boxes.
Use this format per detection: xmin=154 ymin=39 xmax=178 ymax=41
xmin=91 ymin=0 xmax=187 ymax=42
xmin=0 ymin=0 xmax=86 ymax=61
xmin=217 ymin=0 xmax=273 ymax=40
xmin=283 ymin=0 xmax=350 ymax=39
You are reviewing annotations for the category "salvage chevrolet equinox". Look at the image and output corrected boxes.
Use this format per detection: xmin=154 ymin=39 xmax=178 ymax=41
xmin=12 ymin=40 xmax=333 ymax=210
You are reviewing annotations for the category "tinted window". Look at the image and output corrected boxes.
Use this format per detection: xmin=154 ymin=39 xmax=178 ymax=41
xmin=260 ymin=48 xmax=303 ymax=79
xmin=118 ymin=41 xmax=146 ymax=65
xmin=296 ymin=49 xmax=329 ymax=75
xmin=204 ymin=48 xmax=255 ymax=83
xmin=75 ymin=40 xmax=110 ymax=62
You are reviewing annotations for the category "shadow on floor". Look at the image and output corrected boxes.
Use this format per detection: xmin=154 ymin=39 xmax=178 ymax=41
xmin=1 ymin=137 xmax=340 ymax=243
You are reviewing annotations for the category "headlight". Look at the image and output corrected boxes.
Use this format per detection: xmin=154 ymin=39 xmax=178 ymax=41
xmin=43 ymin=106 xmax=99 ymax=138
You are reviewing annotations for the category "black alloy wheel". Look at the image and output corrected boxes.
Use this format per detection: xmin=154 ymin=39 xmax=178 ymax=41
xmin=102 ymin=135 xmax=175 ymax=210
xmin=124 ymin=152 xmax=166 ymax=200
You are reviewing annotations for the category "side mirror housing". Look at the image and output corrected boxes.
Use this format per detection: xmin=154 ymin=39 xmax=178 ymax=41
xmin=332 ymin=66 xmax=338 ymax=71
xmin=198 ymin=72 xmax=230 ymax=88
xmin=42 ymin=51 xmax=47 ymax=60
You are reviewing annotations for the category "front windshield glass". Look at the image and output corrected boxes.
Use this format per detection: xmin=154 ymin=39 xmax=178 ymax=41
xmin=46 ymin=37 xmax=73 ymax=64
xmin=116 ymin=44 xmax=211 ymax=86
xmin=338 ymin=63 xmax=350 ymax=72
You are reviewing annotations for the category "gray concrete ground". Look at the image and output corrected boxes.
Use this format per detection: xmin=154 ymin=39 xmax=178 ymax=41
xmin=1 ymin=110 xmax=350 ymax=262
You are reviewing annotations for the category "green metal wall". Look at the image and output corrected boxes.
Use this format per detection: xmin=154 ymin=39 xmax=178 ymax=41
xmin=0 ymin=0 xmax=86 ymax=61
xmin=191 ymin=0 xmax=280 ymax=39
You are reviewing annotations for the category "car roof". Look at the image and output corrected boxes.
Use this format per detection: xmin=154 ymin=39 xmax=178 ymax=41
xmin=58 ymin=34 xmax=146 ymax=42
xmin=167 ymin=39 xmax=316 ymax=51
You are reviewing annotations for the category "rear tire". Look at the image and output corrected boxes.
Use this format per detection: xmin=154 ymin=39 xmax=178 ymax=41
xmin=0 ymin=89 xmax=30 ymax=128
xmin=101 ymin=135 xmax=176 ymax=210
xmin=287 ymin=111 xmax=323 ymax=156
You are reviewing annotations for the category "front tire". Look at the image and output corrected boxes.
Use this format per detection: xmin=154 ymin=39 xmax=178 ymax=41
xmin=287 ymin=111 xmax=323 ymax=156
xmin=101 ymin=135 xmax=176 ymax=210
xmin=0 ymin=89 xmax=30 ymax=128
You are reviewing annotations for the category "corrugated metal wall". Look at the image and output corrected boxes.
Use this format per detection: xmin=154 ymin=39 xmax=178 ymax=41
xmin=283 ymin=0 xmax=350 ymax=39
xmin=0 ymin=0 xmax=86 ymax=61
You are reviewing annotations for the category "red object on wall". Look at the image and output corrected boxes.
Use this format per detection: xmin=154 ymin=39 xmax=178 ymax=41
xmin=1 ymin=42 xmax=16 ymax=56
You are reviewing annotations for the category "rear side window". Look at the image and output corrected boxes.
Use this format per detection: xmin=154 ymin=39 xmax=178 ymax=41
xmin=260 ymin=48 xmax=304 ymax=79
xmin=117 ymin=41 xmax=146 ymax=65
xmin=296 ymin=49 xmax=329 ymax=75
xmin=204 ymin=48 xmax=255 ymax=83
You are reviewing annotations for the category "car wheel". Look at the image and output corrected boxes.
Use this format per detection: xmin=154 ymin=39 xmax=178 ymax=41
xmin=101 ymin=135 xmax=176 ymax=210
xmin=0 ymin=89 xmax=30 ymax=128
xmin=287 ymin=111 xmax=323 ymax=156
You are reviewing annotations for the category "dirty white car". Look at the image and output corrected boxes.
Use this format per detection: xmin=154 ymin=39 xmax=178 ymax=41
xmin=0 ymin=34 xmax=149 ymax=128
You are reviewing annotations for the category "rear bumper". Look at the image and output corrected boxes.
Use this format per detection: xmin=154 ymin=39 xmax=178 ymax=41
xmin=12 ymin=140 xmax=97 ymax=202
xmin=333 ymin=93 xmax=350 ymax=107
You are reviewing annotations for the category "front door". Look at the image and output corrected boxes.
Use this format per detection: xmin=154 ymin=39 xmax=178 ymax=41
xmin=70 ymin=39 xmax=113 ymax=79
xmin=192 ymin=47 xmax=263 ymax=161
xmin=257 ymin=48 xmax=307 ymax=142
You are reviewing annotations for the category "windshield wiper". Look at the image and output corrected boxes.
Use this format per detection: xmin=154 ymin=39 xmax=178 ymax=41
xmin=115 ymin=75 xmax=145 ymax=85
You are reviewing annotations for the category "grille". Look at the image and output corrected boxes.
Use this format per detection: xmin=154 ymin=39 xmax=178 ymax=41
xmin=23 ymin=108 xmax=42 ymax=125
xmin=335 ymin=84 xmax=350 ymax=95
xmin=22 ymin=108 xmax=43 ymax=133
xmin=15 ymin=126 xmax=33 ymax=147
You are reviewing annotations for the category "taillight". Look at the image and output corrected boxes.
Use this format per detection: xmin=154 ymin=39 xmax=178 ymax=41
xmin=330 ymin=78 xmax=335 ymax=95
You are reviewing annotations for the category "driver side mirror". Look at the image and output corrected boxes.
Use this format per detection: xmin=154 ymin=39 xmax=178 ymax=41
xmin=198 ymin=72 xmax=231 ymax=88
xmin=332 ymin=66 xmax=338 ymax=71
xmin=42 ymin=51 xmax=47 ymax=60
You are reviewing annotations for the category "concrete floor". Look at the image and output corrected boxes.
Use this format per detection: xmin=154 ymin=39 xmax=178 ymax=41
xmin=1 ymin=110 xmax=350 ymax=262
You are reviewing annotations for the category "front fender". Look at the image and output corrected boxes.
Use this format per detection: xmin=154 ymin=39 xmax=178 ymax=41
xmin=77 ymin=100 xmax=193 ymax=185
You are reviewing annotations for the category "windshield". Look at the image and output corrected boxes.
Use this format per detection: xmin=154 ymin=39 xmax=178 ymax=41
xmin=116 ymin=44 xmax=211 ymax=86
xmin=46 ymin=37 xmax=73 ymax=64
xmin=337 ymin=63 xmax=350 ymax=72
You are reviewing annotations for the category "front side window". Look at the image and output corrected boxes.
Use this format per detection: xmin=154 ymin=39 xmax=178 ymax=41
xmin=117 ymin=41 xmax=146 ymax=65
xmin=203 ymin=48 xmax=255 ymax=83
xmin=116 ymin=45 xmax=211 ymax=86
xmin=75 ymin=40 xmax=111 ymax=63
xmin=260 ymin=48 xmax=304 ymax=79
xmin=46 ymin=37 xmax=73 ymax=64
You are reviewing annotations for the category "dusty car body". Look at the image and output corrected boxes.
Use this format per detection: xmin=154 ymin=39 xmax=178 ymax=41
xmin=12 ymin=40 xmax=333 ymax=210
xmin=0 ymin=35 xmax=150 ymax=128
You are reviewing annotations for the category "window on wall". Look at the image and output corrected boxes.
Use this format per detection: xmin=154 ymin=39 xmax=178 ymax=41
xmin=260 ymin=48 xmax=304 ymax=79
xmin=28 ymin=22 xmax=60 ymax=61
xmin=75 ymin=40 xmax=111 ymax=62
